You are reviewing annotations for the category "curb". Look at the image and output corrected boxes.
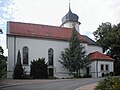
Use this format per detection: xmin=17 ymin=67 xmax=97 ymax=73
xmin=0 ymin=82 xmax=36 ymax=88
xmin=75 ymin=83 xmax=98 ymax=90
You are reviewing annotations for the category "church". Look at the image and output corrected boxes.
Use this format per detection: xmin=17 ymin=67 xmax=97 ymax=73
xmin=6 ymin=5 xmax=114 ymax=78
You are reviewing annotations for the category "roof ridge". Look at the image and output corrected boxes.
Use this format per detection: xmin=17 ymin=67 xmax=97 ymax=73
xmin=8 ymin=21 xmax=73 ymax=30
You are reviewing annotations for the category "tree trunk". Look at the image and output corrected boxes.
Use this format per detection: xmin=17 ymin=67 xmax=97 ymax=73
xmin=78 ymin=69 xmax=81 ymax=77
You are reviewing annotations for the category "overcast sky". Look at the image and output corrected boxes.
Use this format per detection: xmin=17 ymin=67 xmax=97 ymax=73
xmin=0 ymin=0 xmax=120 ymax=56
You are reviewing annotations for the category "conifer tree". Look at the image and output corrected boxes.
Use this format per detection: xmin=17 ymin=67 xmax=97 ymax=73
xmin=13 ymin=50 xmax=24 ymax=79
xmin=59 ymin=27 xmax=90 ymax=77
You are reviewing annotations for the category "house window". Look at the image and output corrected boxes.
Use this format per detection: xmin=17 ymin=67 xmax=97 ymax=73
xmin=101 ymin=64 xmax=104 ymax=71
xmin=48 ymin=48 xmax=53 ymax=66
xmin=23 ymin=46 xmax=29 ymax=65
xmin=105 ymin=65 xmax=109 ymax=71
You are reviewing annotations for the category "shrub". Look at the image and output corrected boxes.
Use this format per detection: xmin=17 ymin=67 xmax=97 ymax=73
xmin=49 ymin=77 xmax=58 ymax=79
xmin=30 ymin=58 xmax=48 ymax=79
xmin=0 ymin=59 xmax=7 ymax=78
xmin=94 ymin=76 xmax=120 ymax=90
xmin=82 ymin=74 xmax=91 ymax=78
xmin=23 ymin=74 xmax=31 ymax=79
xmin=104 ymin=72 xmax=115 ymax=77
xmin=0 ymin=46 xmax=7 ymax=78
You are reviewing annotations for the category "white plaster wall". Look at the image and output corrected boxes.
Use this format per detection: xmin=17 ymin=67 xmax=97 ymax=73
xmin=62 ymin=21 xmax=79 ymax=32
xmin=97 ymin=61 xmax=114 ymax=77
xmin=87 ymin=45 xmax=103 ymax=55
xmin=90 ymin=61 xmax=97 ymax=78
xmin=7 ymin=36 xmax=73 ymax=78
xmin=90 ymin=60 xmax=114 ymax=78
xmin=81 ymin=43 xmax=102 ymax=55
xmin=7 ymin=36 xmax=15 ymax=78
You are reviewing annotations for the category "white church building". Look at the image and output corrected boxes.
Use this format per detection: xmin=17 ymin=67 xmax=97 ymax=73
xmin=7 ymin=5 xmax=114 ymax=78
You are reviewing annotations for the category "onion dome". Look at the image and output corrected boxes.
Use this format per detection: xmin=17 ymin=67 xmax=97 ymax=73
xmin=62 ymin=5 xmax=79 ymax=24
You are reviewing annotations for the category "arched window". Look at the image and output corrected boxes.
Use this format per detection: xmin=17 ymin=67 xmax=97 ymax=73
xmin=23 ymin=46 xmax=29 ymax=65
xmin=48 ymin=48 xmax=54 ymax=66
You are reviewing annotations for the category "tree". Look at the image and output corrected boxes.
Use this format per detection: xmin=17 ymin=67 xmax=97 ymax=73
xmin=59 ymin=27 xmax=90 ymax=77
xmin=93 ymin=22 xmax=112 ymax=52
xmin=13 ymin=50 xmax=24 ymax=79
xmin=93 ymin=22 xmax=120 ymax=75
xmin=0 ymin=46 xmax=4 ymax=55
xmin=109 ymin=23 xmax=120 ymax=75
xmin=0 ymin=59 xmax=7 ymax=78
xmin=0 ymin=46 xmax=6 ymax=61
xmin=0 ymin=46 xmax=7 ymax=78
xmin=30 ymin=58 xmax=48 ymax=79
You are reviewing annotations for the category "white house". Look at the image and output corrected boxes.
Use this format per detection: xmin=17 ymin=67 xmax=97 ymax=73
xmin=89 ymin=51 xmax=114 ymax=78
xmin=6 ymin=5 xmax=114 ymax=78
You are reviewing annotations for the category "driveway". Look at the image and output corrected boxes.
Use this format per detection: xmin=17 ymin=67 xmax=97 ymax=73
xmin=0 ymin=78 xmax=100 ymax=90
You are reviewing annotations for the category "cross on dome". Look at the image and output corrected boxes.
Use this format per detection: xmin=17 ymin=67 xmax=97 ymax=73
xmin=62 ymin=0 xmax=79 ymax=24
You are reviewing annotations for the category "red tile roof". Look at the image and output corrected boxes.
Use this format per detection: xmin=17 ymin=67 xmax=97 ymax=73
xmin=88 ymin=51 xmax=114 ymax=61
xmin=7 ymin=21 xmax=87 ymax=42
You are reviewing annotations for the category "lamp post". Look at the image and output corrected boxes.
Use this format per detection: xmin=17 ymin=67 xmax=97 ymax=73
xmin=0 ymin=29 xmax=3 ymax=34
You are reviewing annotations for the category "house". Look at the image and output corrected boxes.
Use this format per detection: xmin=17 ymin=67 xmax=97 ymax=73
xmin=6 ymin=5 xmax=114 ymax=78
xmin=89 ymin=51 xmax=114 ymax=78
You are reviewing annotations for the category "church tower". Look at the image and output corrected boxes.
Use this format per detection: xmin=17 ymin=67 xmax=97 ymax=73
xmin=61 ymin=2 xmax=81 ymax=32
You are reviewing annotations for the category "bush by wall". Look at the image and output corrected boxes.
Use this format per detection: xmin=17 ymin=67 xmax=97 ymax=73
xmin=94 ymin=76 xmax=120 ymax=90
xmin=30 ymin=58 xmax=48 ymax=79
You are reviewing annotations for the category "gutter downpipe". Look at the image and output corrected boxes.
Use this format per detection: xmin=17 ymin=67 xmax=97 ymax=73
xmin=96 ymin=60 xmax=98 ymax=78
xmin=14 ymin=36 xmax=16 ymax=67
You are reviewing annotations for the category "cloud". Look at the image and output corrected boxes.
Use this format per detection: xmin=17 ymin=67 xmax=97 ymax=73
xmin=0 ymin=34 xmax=6 ymax=46
xmin=0 ymin=0 xmax=120 ymax=56
xmin=0 ymin=34 xmax=7 ymax=56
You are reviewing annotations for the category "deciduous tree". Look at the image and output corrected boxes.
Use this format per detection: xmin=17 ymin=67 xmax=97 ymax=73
xmin=93 ymin=22 xmax=112 ymax=52
xmin=93 ymin=22 xmax=120 ymax=75
xmin=0 ymin=46 xmax=7 ymax=78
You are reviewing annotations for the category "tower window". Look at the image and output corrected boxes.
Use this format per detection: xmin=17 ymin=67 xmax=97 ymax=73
xmin=23 ymin=46 xmax=29 ymax=65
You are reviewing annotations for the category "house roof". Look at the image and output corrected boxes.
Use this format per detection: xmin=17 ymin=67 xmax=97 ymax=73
xmin=7 ymin=21 xmax=97 ymax=45
xmin=88 ymin=51 xmax=114 ymax=61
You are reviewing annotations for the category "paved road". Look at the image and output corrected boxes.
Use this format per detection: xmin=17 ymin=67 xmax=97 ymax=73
xmin=1 ymin=78 xmax=100 ymax=90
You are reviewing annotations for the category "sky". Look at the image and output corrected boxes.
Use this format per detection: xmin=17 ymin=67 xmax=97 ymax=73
xmin=0 ymin=0 xmax=120 ymax=56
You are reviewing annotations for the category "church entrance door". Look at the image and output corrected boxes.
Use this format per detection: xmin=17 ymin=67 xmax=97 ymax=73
xmin=87 ymin=67 xmax=90 ymax=75
xmin=48 ymin=68 xmax=53 ymax=77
